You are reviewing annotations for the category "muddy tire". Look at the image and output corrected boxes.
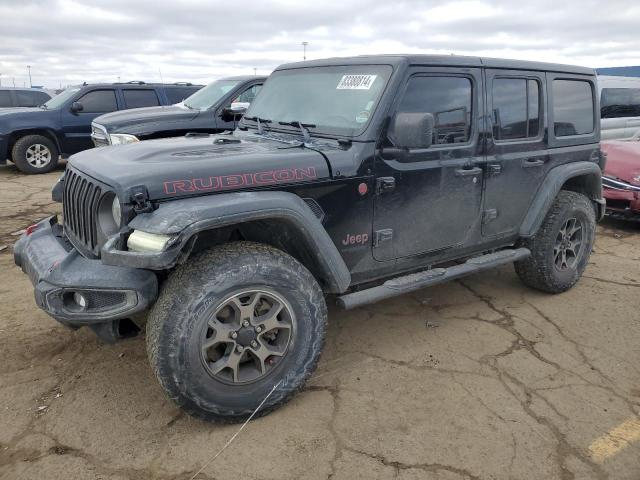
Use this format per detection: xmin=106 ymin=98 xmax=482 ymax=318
xmin=146 ymin=241 xmax=327 ymax=423
xmin=515 ymin=190 xmax=595 ymax=293
xmin=11 ymin=134 xmax=59 ymax=174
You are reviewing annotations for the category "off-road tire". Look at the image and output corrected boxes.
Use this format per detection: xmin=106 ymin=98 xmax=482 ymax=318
xmin=146 ymin=241 xmax=328 ymax=423
xmin=515 ymin=190 xmax=595 ymax=293
xmin=11 ymin=134 xmax=59 ymax=174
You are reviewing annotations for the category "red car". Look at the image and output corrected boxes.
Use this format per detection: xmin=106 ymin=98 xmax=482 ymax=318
xmin=601 ymin=140 xmax=640 ymax=219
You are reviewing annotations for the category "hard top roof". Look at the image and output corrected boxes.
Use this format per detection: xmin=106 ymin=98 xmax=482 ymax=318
xmin=276 ymin=54 xmax=595 ymax=76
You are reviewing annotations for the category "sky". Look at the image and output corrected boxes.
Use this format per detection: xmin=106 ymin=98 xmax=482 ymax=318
xmin=1 ymin=0 xmax=639 ymax=89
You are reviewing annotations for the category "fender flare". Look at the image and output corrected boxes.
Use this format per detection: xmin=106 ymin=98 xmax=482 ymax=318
xmin=102 ymin=191 xmax=351 ymax=293
xmin=519 ymin=161 xmax=603 ymax=237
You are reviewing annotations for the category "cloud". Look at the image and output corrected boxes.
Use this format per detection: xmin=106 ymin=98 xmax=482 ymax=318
xmin=0 ymin=0 xmax=638 ymax=88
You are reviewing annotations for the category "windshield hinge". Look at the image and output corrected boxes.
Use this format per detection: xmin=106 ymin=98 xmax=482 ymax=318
xmin=129 ymin=186 xmax=154 ymax=213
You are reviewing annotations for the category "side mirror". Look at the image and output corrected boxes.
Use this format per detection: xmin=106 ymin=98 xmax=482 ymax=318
xmin=70 ymin=101 xmax=83 ymax=113
xmin=222 ymin=103 xmax=247 ymax=120
xmin=389 ymin=112 xmax=434 ymax=149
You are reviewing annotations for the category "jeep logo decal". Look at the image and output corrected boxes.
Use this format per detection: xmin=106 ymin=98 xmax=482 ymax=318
xmin=342 ymin=233 xmax=369 ymax=246
xmin=163 ymin=167 xmax=317 ymax=194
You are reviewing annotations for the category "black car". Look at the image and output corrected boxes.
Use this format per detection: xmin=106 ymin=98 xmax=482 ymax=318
xmin=0 ymin=81 xmax=202 ymax=174
xmin=15 ymin=55 xmax=605 ymax=423
xmin=91 ymin=76 xmax=266 ymax=147
xmin=0 ymin=87 xmax=52 ymax=109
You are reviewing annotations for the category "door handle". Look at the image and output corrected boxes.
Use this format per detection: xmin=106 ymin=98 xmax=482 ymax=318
xmin=455 ymin=166 xmax=482 ymax=177
xmin=522 ymin=158 xmax=545 ymax=168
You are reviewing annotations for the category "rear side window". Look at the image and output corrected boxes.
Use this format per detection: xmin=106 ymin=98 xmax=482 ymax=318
xmin=15 ymin=90 xmax=49 ymax=107
xmin=492 ymin=78 xmax=540 ymax=140
xmin=0 ymin=91 xmax=12 ymax=107
xmin=600 ymin=88 xmax=640 ymax=118
xmin=165 ymin=87 xmax=199 ymax=104
xmin=552 ymin=80 xmax=594 ymax=137
xmin=123 ymin=89 xmax=159 ymax=108
xmin=77 ymin=89 xmax=118 ymax=113
xmin=397 ymin=76 xmax=473 ymax=145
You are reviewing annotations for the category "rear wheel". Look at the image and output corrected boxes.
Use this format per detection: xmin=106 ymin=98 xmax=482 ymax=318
xmin=146 ymin=242 xmax=327 ymax=423
xmin=11 ymin=134 xmax=59 ymax=174
xmin=515 ymin=190 xmax=595 ymax=293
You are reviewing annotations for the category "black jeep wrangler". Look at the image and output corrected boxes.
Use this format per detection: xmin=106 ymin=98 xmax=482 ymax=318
xmin=14 ymin=55 xmax=605 ymax=422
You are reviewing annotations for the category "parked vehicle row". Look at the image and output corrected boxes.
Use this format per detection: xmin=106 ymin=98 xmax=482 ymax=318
xmin=14 ymin=54 xmax=607 ymax=423
xmin=0 ymin=81 xmax=202 ymax=173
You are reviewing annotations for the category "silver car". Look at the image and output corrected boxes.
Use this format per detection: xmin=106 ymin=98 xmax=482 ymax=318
xmin=598 ymin=75 xmax=640 ymax=140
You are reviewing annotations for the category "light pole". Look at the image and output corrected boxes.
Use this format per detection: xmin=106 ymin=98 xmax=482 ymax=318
xmin=27 ymin=65 xmax=32 ymax=87
xmin=302 ymin=41 xmax=308 ymax=61
xmin=253 ymin=67 xmax=257 ymax=75
xmin=0 ymin=73 xmax=2 ymax=87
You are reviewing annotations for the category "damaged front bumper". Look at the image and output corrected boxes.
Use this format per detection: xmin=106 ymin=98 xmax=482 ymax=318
xmin=603 ymin=176 xmax=640 ymax=220
xmin=13 ymin=216 xmax=158 ymax=329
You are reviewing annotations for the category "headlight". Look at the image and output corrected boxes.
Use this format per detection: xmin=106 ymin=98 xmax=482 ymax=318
xmin=127 ymin=230 xmax=172 ymax=253
xmin=109 ymin=133 xmax=139 ymax=145
xmin=111 ymin=196 xmax=121 ymax=227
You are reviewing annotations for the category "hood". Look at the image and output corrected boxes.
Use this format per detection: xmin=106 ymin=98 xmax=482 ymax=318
xmin=94 ymin=105 xmax=199 ymax=133
xmin=601 ymin=141 xmax=640 ymax=185
xmin=68 ymin=133 xmax=331 ymax=201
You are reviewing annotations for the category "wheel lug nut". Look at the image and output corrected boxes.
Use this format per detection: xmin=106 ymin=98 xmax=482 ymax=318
xmin=255 ymin=326 xmax=262 ymax=333
xmin=251 ymin=340 xmax=258 ymax=348
xmin=230 ymin=332 xmax=238 ymax=339
xmin=243 ymin=320 xmax=250 ymax=327
xmin=237 ymin=345 xmax=244 ymax=353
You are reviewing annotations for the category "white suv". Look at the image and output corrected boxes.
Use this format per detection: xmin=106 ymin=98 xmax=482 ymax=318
xmin=599 ymin=75 xmax=640 ymax=140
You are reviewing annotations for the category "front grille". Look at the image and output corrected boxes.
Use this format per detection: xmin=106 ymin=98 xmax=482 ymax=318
xmin=63 ymin=168 xmax=104 ymax=254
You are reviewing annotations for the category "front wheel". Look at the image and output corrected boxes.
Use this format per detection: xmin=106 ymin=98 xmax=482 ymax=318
xmin=11 ymin=134 xmax=59 ymax=174
xmin=515 ymin=190 xmax=596 ymax=293
xmin=146 ymin=242 xmax=327 ymax=423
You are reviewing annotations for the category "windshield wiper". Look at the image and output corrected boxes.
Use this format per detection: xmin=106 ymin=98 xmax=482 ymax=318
xmin=278 ymin=121 xmax=316 ymax=143
xmin=244 ymin=116 xmax=272 ymax=135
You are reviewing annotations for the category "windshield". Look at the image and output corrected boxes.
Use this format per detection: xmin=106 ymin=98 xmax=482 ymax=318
xmin=43 ymin=87 xmax=81 ymax=109
xmin=183 ymin=79 xmax=240 ymax=110
xmin=243 ymin=65 xmax=392 ymax=137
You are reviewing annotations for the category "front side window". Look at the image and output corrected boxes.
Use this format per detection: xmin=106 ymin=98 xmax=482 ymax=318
xmin=77 ymin=89 xmax=118 ymax=113
xmin=492 ymin=78 xmax=540 ymax=141
xmin=553 ymin=80 xmax=594 ymax=137
xmin=601 ymin=87 xmax=640 ymax=118
xmin=395 ymin=75 xmax=472 ymax=145
xmin=244 ymin=65 xmax=393 ymax=137
xmin=183 ymin=80 xmax=240 ymax=110
xmin=232 ymin=84 xmax=262 ymax=106
xmin=0 ymin=91 xmax=12 ymax=107
xmin=123 ymin=89 xmax=159 ymax=108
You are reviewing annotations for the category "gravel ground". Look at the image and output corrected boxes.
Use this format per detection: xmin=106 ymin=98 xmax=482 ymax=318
xmin=0 ymin=163 xmax=639 ymax=480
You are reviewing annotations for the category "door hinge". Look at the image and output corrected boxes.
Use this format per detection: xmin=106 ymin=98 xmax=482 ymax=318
xmin=374 ymin=229 xmax=394 ymax=246
xmin=130 ymin=186 xmax=154 ymax=213
xmin=482 ymin=209 xmax=498 ymax=223
xmin=376 ymin=177 xmax=396 ymax=195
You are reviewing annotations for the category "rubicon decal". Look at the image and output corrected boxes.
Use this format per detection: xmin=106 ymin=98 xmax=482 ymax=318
xmin=163 ymin=167 xmax=317 ymax=194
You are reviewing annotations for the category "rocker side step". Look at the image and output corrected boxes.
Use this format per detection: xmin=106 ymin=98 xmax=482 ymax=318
xmin=337 ymin=248 xmax=531 ymax=310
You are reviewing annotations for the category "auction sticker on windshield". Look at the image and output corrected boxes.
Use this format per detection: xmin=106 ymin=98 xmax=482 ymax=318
xmin=337 ymin=75 xmax=377 ymax=90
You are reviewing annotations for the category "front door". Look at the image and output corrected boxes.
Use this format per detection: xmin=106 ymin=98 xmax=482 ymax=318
xmin=61 ymin=88 xmax=119 ymax=154
xmin=373 ymin=68 xmax=485 ymax=261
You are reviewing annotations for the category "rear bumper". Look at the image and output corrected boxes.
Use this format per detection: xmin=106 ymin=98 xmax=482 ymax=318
xmin=14 ymin=216 xmax=158 ymax=327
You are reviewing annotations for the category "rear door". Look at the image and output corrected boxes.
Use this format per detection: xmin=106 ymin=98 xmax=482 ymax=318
xmin=482 ymin=69 xmax=548 ymax=238
xmin=61 ymin=88 xmax=119 ymax=153
xmin=373 ymin=67 xmax=485 ymax=261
